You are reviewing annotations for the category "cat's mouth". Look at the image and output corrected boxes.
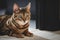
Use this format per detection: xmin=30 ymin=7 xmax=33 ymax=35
xmin=15 ymin=20 xmax=29 ymax=25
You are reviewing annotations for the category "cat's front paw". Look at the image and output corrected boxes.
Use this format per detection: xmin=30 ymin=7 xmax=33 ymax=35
xmin=12 ymin=33 xmax=24 ymax=38
xmin=17 ymin=34 xmax=24 ymax=38
xmin=24 ymin=32 xmax=33 ymax=37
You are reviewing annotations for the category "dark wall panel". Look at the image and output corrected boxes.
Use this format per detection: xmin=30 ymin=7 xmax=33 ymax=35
xmin=36 ymin=0 xmax=60 ymax=31
xmin=0 ymin=0 xmax=7 ymax=9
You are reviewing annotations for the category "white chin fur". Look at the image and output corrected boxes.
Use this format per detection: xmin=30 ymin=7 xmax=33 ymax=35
xmin=16 ymin=20 xmax=29 ymax=25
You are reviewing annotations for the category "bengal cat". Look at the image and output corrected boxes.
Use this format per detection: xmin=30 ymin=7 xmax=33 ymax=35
xmin=0 ymin=3 xmax=33 ymax=38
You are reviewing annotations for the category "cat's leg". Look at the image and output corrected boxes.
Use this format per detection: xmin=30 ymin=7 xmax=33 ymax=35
xmin=23 ymin=29 xmax=33 ymax=37
xmin=8 ymin=30 xmax=24 ymax=38
xmin=8 ymin=31 xmax=24 ymax=38
xmin=23 ymin=23 xmax=33 ymax=37
xmin=11 ymin=33 xmax=24 ymax=38
xmin=7 ymin=22 xmax=24 ymax=38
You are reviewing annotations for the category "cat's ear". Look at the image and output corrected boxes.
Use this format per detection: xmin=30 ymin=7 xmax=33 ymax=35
xmin=13 ymin=3 xmax=19 ymax=11
xmin=26 ymin=2 xmax=31 ymax=11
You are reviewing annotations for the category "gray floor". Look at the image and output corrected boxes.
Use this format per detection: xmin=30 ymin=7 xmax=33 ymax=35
xmin=30 ymin=20 xmax=36 ymax=28
xmin=29 ymin=20 xmax=60 ymax=40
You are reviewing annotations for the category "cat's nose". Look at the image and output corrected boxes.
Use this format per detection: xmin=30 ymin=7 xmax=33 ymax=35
xmin=23 ymin=18 xmax=26 ymax=22
xmin=23 ymin=19 xmax=25 ymax=22
xmin=24 ymin=20 xmax=25 ymax=22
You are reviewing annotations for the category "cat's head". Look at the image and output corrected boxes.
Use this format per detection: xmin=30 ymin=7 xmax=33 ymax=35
xmin=13 ymin=3 xmax=31 ymax=22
